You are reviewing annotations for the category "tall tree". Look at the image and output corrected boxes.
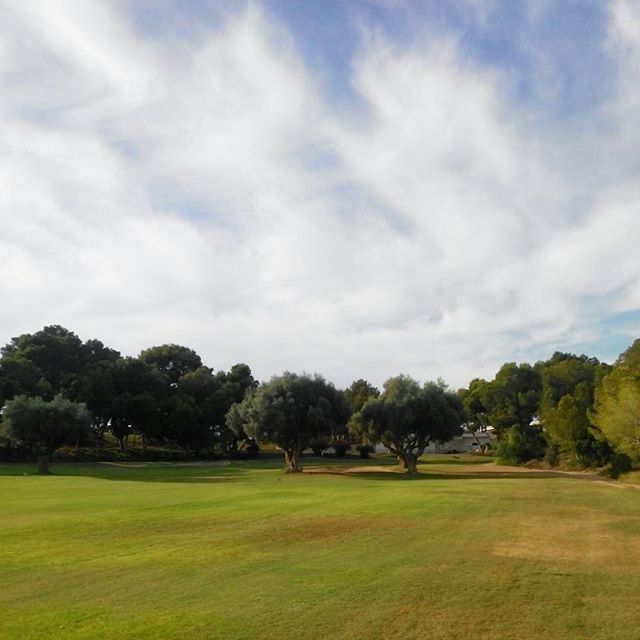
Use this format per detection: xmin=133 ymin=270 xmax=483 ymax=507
xmin=110 ymin=357 xmax=169 ymax=450
xmin=537 ymin=352 xmax=609 ymax=415
xmin=0 ymin=355 xmax=52 ymax=403
xmin=590 ymin=340 xmax=640 ymax=466
xmin=344 ymin=379 xmax=380 ymax=414
xmin=483 ymin=363 xmax=541 ymax=434
xmin=536 ymin=353 xmax=611 ymax=465
xmin=1 ymin=326 xmax=85 ymax=396
xmin=139 ymin=344 xmax=202 ymax=385
xmin=351 ymin=376 xmax=464 ymax=474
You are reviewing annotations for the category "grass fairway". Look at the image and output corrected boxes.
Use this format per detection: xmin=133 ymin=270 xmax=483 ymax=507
xmin=1 ymin=456 xmax=639 ymax=640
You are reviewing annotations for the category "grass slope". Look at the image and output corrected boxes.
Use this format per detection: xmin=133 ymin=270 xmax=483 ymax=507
xmin=1 ymin=456 xmax=639 ymax=640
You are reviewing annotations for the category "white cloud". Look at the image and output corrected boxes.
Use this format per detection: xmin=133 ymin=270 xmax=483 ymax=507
xmin=0 ymin=0 xmax=639 ymax=388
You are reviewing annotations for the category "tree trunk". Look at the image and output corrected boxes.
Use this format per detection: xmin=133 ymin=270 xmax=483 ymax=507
xmin=284 ymin=449 xmax=303 ymax=473
xmin=399 ymin=452 xmax=418 ymax=475
xmin=37 ymin=455 xmax=51 ymax=475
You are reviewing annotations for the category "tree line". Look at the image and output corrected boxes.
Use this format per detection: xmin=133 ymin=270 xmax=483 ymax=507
xmin=459 ymin=343 xmax=640 ymax=474
xmin=1 ymin=325 xmax=639 ymax=475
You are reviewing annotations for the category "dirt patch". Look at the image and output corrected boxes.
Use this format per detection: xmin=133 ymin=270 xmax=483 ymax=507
xmin=305 ymin=465 xmax=401 ymax=475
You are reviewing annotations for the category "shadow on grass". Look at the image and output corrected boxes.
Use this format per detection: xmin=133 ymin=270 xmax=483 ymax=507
xmin=420 ymin=456 xmax=496 ymax=466
xmin=0 ymin=461 xmax=274 ymax=483
xmin=303 ymin=464 xmax=599 ymax=482
xmin=0 ymin=456 xmax=593 ymax=485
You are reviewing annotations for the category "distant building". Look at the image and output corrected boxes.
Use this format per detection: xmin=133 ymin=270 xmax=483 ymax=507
xmin=424 ymin=429 xmax=495 ymax=453
xmin=375 ymin=428 xmax=496 ymax=455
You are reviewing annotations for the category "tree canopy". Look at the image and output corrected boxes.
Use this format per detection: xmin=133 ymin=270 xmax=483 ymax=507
xmin=139 ymin=344 xmax=203 ymax=385
xmin=351 ymin=375 xmax=464 ymax=474
xmin=590 ymin=340 xmax=640 ymax=466
xmin=226 ymin=372 xmax=349 ymax=472
xmin=3 ymin=395 xmax=91 ymax=473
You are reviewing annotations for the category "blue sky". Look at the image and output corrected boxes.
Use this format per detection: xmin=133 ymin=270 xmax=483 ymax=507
xmin=1 ymin=0 xmax=639 ymax=387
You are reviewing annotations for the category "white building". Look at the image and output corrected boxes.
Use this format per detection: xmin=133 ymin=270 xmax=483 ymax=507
xmin=374 ymin=428 xmax=496 ymax=455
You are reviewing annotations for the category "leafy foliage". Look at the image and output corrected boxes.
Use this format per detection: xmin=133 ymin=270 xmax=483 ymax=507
xmin=495 ymin=424 xmax=546 ymax=465
xmin=483 ymin=363 xmax=541 ymax=434
xmin=590 ymin=340 xmax=640 ymax=466
xmin=139 ymin=344 xmax=203 ymax=385
xmin=344 ymin=379 xmax=380 ymax=414
xmin=3 ymin=394 xmax=91 ymax=473
xmin=226 ymin=372 xmax=349 ymax=472
xmin=351 ymin=376 xmax=464 ymax=474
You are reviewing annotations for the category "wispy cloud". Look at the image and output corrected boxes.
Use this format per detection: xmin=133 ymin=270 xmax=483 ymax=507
xmin=0 ymin=0 xmax=639 ymax=387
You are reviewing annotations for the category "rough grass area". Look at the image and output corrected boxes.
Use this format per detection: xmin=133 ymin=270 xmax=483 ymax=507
xmin=1 ymin=455 xmax=639 ymax=639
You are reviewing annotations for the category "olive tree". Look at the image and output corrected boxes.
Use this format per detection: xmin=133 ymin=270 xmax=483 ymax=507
xmin=226 ymin=372 xmax=348 ymax=473
xmin=351 ymin=375 xmax=464 ymax=474
xmin=3 ymin=395 xmax=91 ymax=474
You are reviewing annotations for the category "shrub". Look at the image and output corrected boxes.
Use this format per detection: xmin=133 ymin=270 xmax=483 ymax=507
xmin=544 ymin=444 xmax=559 ymax=467
xmin=332 ymin=441 xmax=351 ymax=458
xmin=495 ymin=424 xmax=547 ymax=465
xmin=356 ymin=444 xmax=375 ymax=459
xmin=309 ymin=439 xmax=330 ymax=457
xmin=608 ymin=453 xmax=633 ymax=479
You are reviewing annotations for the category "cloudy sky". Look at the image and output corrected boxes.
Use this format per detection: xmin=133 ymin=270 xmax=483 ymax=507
xmin=1 ymin=0 xmax=640 ymax=388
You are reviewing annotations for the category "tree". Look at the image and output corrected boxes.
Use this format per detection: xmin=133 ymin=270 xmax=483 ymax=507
xmin=351 ymin=376 xmax=464 ymax=474
xmin=72 ymin=359 xmax=117 ymax=438
xmin=0 ymin=328 xmax=120 ymax=409
xmin=483 ymin=363 xmax=541 ymax=434
xmin=0 ymin=354 xmax=52 ymax=403
xmin=590 ymin=340 xmax=640 ymax=466
xmin=344 ymin=379 xmax=380 ymax=414
xmin=543 ymin=383 xmax=611 ymax=466
xmin=163 ymin=393 xmax=209 ymax=453
xmin=110 ymin=357 xmax=168 ymax=450
xmin=536 ymin=352 xmax=607 ymax=415
xmin=535 ymin=353 xmax=611 ymax=466
xmin=494 ymin=423 xmax=546 ymax=465
xmin=1 ymin=326 xmax=85 ymax=395
xmin=226 ymin=372 xmax=348 ymax=473
xmin=210 ymin=363 xmax=258 ymax=433
xmin=3 ymin=395 xmax=91 ymax=474
xmin=458 ymin=378 xmax=491 ymax=451
xmin=139 ymin=344 xmax=203 ymax=385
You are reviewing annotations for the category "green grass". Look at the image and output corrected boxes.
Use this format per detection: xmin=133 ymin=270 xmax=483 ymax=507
xmin=1 ymin=455 xmax=640 ymax=639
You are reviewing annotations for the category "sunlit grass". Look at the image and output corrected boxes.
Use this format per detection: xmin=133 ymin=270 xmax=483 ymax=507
xmin=1 ymin=455 xmax=639 ymax=639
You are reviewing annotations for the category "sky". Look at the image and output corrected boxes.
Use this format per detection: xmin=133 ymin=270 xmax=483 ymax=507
xmin=1 ymin=0 xmax=640 ymax=389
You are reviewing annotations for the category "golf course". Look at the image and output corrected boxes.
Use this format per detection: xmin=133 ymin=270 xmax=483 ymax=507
xmin=2 ymin=455 xmax=639 ymax=640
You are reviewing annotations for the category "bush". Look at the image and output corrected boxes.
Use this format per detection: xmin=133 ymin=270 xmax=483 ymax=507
xmin=0 ymin=439 xmax=34 ymax=462
xmin=332 ymin=441 xmax=351 ymax=458
xmin=244 ymin=439 xmax=260 ymax=458
xmin=608 ymin=453 xmax=633 ymax=479
xmin=231 ymin=439 xmax=260 ymax=459
xmin=544 ymin=444 xmax=559 ymax=467
xmin=356 ymin=444 xmax=375 ymax=459
xmin=309 ymin=439 xmax=330 ymax=457
xmin=495 ymin=424 xmax=547 ymax=465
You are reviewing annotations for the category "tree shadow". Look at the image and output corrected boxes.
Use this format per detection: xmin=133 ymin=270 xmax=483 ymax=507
xmin=0 ymin=460 xmax=265 ymax=483
xmin=420 ymin=456 xmax=496 ymax=466
xmin=0 ymin=458 xmax=603 ymax=485
xmin=304 ymin=467 xmax=594 ymax=482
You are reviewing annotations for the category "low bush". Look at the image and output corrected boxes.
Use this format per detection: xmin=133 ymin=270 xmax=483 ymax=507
xmin=332 ymin=441 xmax=351 ymax=458
xmin=309 ymin=439 xmax=330 ymax=457
xmin=356 ymin=444 xmax=375 ymax=459
xmin=495 ymin=424 xmax=547 ymax=465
